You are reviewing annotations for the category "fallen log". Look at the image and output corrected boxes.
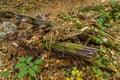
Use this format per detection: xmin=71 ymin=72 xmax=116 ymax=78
xmin=17 ymin=38 xmax=98 ymax=58
xmin=42 ymin=41 xmax=98 ymax=58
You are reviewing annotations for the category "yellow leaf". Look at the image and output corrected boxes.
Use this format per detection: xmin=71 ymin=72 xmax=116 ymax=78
xmin=76 ymin=77 xmax=83 ymax=80
xmin=3 ymin=68 xmax=8 ymax=72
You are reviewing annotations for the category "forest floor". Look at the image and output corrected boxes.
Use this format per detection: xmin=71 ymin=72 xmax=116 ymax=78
xmin=0 ymin=0 xmax=120 ymax=80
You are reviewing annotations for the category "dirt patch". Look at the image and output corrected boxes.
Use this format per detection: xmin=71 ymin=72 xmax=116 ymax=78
xmin=0 ymin=0 xmax=97 ymax=17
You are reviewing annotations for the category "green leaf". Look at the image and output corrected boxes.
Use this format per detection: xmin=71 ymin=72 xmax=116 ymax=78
xmin=92 ymin=67 xmax=97 ymax=73
xmin=109 ymin=0 xmax=117 ymax=2
xmin=96 ymin=69 xmax=102 ymax=75
xmin=2 ymin=49 xmax=8 ymax=54
xmin=96 ymin=18 xmax=104 ymax=26
xmin=28 ymin=68 xmax=36 ymax=77
xmin=32 ymin=65 xmax=41 ymax=72
xmin=71 ymin=70 xmax=77 ymax=75
xmin=29 ymin=62 xmax=34 ymax=67
xmin=2 ymin=71 xmax=9 ymax=78
xmin=92 ymin=67 xmax=102 ymax=75
xmin=26 ymin=56 xmax=33 ymax=64
xmin=99 ymin=30 xmax=104 ymax=35
xmin=15 ymin=63 xmax=27 ymax=69
xmin=18 ymin=69 xmax=27 ymax=79
xmin=34 ymin=59 xmax=43 ymax=65
xmin=18 ymin=57 xmax=26 ymax=62
xmin=96 ymin=59 xmax=103 ymax=67
xmin=105 ymin=72 xmax=111 ymax=77
xmin=96 ymin=38 xmax=103 ymax=45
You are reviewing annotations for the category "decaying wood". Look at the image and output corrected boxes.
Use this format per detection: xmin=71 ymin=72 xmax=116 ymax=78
xmin=1 ymin=10 xmax=119 ymax=53
xmin=42 ymin=42 xmax=98 ymax=58
xmin=18 ymin=38 xmax=98 ymax=58
xmin=0 ymin=10 xmax=98 ymax=58
xmin=0 ymin=10 xmax=51 ymax=27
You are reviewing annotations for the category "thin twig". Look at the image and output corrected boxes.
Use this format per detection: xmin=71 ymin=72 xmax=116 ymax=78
xmin=60 ymin=26 xmax=89 ymax=40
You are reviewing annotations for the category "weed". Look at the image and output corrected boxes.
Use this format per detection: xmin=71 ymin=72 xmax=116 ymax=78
xmin=15 ymin=56 xmax=43 ymax=80
xmin=2 ymin=68 xmax=9 ymax=79
xmin=66 ymin=67 xmax=83 ymax=80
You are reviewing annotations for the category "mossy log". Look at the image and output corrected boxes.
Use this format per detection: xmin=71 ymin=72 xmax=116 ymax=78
xmin=43 ymin=41 xmax=98 ymax=58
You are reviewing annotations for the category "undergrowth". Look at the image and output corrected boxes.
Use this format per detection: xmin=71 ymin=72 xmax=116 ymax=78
xmin=0 ymin=0 xmax=120 ymax=80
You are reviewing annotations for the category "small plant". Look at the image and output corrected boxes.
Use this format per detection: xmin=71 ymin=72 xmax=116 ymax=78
xmin=66 ymin=67 xmax=83 ymax=80
xmin=58 ymin=13 xmax=85 ymax=29
xmin=2 ymin=68 xmax=9 ymax=79
xmin=58 ymin=13 xmax=81 ymax=23
xmin=15 ymin=56 xmax=43 ymax=80
xmin=92 ymin=67 xmax=102 ymax=76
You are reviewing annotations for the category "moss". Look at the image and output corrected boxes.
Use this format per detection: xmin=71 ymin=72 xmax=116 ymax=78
xmin=53 ymin=43 xmax=83 ymax=53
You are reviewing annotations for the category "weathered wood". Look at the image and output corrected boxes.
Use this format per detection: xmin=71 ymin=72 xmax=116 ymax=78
xmin=0 ymin=10 xmax=98 ymax=58
xmin=0 ymin=10 xmax=52 ymax=27
xmin=42 ymin=41 xmax=98 ymax=58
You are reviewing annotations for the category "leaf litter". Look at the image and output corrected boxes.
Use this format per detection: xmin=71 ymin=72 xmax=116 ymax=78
xmin=0 ymin=0 xmax=120 ymax=80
